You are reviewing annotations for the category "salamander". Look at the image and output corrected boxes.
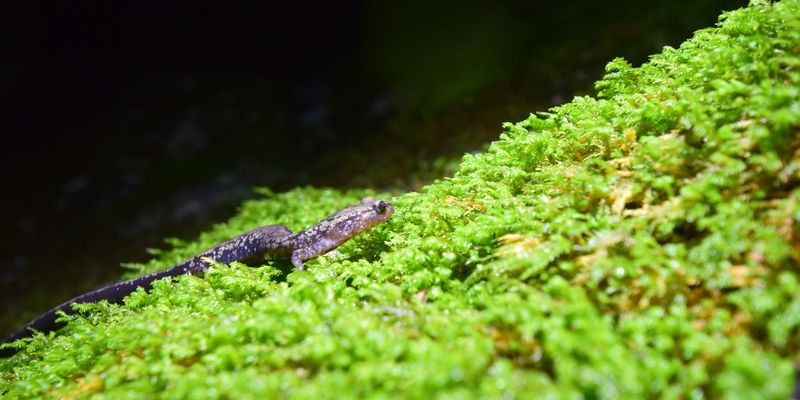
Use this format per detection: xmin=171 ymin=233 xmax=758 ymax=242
xmin=1 ymin=197 xmax=393 ymax=349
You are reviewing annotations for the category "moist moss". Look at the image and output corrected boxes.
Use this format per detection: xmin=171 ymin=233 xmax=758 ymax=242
xmin=3 ymin=0 xmax=800 ymax=398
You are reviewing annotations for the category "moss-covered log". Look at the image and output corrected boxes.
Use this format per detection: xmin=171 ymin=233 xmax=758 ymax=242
xmin=3 ymin=0 xmax=800 ymax=398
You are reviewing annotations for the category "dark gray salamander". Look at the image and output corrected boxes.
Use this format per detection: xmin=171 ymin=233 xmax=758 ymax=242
xmin=2 ymin=197 xmax=393 ymax=350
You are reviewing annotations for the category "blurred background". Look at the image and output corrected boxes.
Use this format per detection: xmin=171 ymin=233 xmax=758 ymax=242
xmin=0 ymin=0 xmax=745 ymax=337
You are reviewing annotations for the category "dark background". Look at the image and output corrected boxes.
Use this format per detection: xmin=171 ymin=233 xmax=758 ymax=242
xmin=0 ymin=0 xmax=745 ymax=336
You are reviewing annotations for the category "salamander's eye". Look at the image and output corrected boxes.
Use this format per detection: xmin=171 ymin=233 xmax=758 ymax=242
xmin=374 ymin=200 xmax=388 ymax=214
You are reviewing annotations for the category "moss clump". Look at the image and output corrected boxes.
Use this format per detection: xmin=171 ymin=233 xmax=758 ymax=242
xmin=3 ymin=0 xmax=800 ymax=398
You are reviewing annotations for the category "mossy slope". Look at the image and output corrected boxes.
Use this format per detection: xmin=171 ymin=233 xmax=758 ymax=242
xmin=3 ymin=0 xmax=800 ymax=398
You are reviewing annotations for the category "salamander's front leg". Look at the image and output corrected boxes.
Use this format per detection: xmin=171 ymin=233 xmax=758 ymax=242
xmin=291 ymin=252 xmax=305 ymax=271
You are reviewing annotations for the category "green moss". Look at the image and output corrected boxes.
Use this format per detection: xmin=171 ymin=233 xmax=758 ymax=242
xmin=3 ymin=0 xmax=800 ymax=397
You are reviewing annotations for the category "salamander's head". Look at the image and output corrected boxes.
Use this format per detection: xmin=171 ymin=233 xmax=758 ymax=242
xmin=316 ymin=197 xmax=394 ymax=244
xmin=343 ymin=197 xmax=394 ymax=230
xmin=357 ymin=196 xmax=394 ymax=225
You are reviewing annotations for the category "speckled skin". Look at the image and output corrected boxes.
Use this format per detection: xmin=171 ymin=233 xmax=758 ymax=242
xmin=2 ymin=197 xmax=393 ymax=348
